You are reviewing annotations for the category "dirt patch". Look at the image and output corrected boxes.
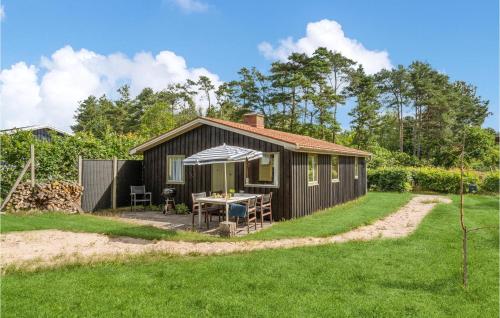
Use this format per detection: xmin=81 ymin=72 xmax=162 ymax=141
xmin=1 ymin=195 xmax=451 ymax=271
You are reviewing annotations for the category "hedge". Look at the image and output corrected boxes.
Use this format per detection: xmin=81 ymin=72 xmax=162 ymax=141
xmin=410 ymin=167 xmax=480 ymax=194
xmin=367 ymin=168 xmax=412 ymax=192
xmin=0 ymin=131 xmax=144 ymax=199
xmin=481 ymin=172 xmax=500 ymax=193
xmin=368 ymin=166 xmax=497 ymax=194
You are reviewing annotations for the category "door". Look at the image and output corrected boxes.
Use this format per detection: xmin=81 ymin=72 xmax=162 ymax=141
xmin=211 ymin=163 xmax=235 ymax=193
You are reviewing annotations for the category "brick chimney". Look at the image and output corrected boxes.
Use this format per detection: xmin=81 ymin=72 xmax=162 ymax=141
xmin=243 ymin=113 xmax=265 ymax=128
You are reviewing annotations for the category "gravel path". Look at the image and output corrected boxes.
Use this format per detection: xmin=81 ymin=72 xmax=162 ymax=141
xmin=1 ymin=195 xmax=451 ymax=270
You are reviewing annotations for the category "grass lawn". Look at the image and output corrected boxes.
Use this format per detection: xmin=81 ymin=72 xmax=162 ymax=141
xmin=242 ymin=191 xmax=413 ymax=240
xmin=1 ymin=194 xmax=497 ymax=317
xmin=0 ymin=212 xmax=215 ymax=242
xmin=0 ymin=192 xmax=413 ymax=242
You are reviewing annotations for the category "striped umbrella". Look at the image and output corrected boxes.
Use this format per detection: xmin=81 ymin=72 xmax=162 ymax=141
xmin=183 ymin=144 xmax=262 ymax=223
xmin=183 ymin=143 xmax=262 ymax=166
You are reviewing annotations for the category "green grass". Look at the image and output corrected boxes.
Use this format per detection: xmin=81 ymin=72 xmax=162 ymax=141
xmin=243 ymin=192 xmax=413 ymax=240
xmin=0 ymin=212 xmax=216 ymax=242
xmin=0 ymin=192 xmax=412 ymax=242
xmin=1 ymin=194 xmax=497 ymax=317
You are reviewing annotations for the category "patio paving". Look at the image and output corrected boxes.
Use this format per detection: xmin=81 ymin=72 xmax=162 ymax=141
xmin=114 ymin=211 xmax=273 ymax=236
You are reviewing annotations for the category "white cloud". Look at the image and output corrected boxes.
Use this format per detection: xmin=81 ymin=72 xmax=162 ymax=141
xmin=258 ymin=19 xmax=392 ymax=74
xmin=170 ymin=0 xmax=208 ymax=13
xmin=0 ymin=46 xmax=221 ymax=131
xmin=0 ymin=63 xmax=42 ymax=128
xmin=0 ymin=5 xmax=5 ymax=21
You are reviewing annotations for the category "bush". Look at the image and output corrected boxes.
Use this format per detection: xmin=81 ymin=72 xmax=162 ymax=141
xmin=175 ymin=203 xmax=189 ymax=215
xmin=0 ymin=131 xmax=144 ymax=199
xmin=481 ymin=172 xmax=500 ymax=193
xmin=409 ymin=167 xmax=479 ymax=194
xmin=368 ymin=168 xmax=413 ymax=192
xmin=367 ymin=145 xmax=427 ymax=169
xmin=368 ymin=166 xmax=485 ymax=194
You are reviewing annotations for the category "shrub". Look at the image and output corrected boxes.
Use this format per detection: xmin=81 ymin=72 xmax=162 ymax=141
xmin=409 ymin=167 xmax=479 ymax=194
xmin=368 ymin=168 xmax=413 ymax=192
xmin=368 ymin=166 xmax=485 ymax=194
xmin=0 ymin=131 xmax=144 ymax=199
xmin=175 ymin=203 xmax=189 ymax=215
xmin=367 ymin=145 xmax=427 ymax=169
xmin=481 ymin=172 xmax=500 ymax=193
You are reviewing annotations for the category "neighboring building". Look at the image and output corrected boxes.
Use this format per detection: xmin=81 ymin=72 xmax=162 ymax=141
xmin=0 ymin=125 xmax=71 ymax=141
xmin=130 ymin=113 xmax=370 ymax=220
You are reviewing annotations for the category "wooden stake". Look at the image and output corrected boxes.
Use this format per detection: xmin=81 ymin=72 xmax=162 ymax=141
xmin=463 ymin=225 xmax=468 ymax=288
xmin=77 ymin=156 xmax=83 ymax=186
xmin=112 ymin=157 xmax=117 ymax=210
xmin=30 ymin=144 xmax=35 ymax=186
xmin=459 ymin=133 xmax=468 ymax=288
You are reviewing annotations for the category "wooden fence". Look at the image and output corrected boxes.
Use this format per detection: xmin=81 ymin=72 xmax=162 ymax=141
xmin=80 ymin=158 xmax=143 ymax=212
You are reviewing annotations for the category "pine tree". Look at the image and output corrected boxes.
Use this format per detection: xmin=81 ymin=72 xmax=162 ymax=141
xmin=312 ymin=48 xmax=355 ymax=142
xmin=72 ymin=95 xmax=112 ymax=138
xmin=196 ymin=76 xmax=215 ymax=116
xmin=139 ymin=100 xmax=175 ymax=138
xmin=347 ymin=66 xmax=381 ymax=149
xmin=376 ymin=65 xmax=409 ymax=152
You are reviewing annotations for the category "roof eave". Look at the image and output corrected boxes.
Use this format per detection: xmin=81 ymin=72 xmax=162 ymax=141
xmin=0 ymin=125 xmax=72 ymax=136
xmin=129 ymin=118 xmax=205 ymax=155
xmin=129 ymin=116 xmax=371 ymax=157
xmin=129 ymin=117 xmax=299 ymax=155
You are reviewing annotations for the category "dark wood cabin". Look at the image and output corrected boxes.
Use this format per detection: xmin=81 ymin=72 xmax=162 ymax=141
xmin=130 ymin=114 xmax=370 ymax=220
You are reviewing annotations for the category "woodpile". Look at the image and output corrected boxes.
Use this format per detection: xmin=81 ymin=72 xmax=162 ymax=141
xmin=6 ymin=181 xmax=83 ymax=213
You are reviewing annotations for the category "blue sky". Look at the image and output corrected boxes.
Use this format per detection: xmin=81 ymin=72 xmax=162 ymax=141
xmin=1 ymin=0 xmax=498 ymax=131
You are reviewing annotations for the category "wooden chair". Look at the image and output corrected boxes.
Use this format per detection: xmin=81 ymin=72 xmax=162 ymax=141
xmin=130 ymin=185 xmax=152 ymax=211
xmin=191 ymin=192 xmax=222 ymax=229
xmin=234 ymin=196 xmax=257 ymax=233
xmin=257 ymin=192 xmax=273 ymax=227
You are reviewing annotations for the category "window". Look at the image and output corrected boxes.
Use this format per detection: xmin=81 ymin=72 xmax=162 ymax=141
xmin=245 ymin=153 xmax=279 ymax=187
xmin=331 ymin=155 xmax=339 ymax=182
xmin=308 ymin=154 xmax=318 ymax=185
xmin=167 ymin=155 xmax=185 ymax=184
xmin=354 ymin=157 xmax=359 ymax=179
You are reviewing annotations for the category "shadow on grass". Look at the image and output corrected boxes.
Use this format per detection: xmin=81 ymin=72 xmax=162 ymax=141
xmin=379 ymin=274 xmax=459 ymax=295
xmin=103 ymin=225 xmax=211 ymax=241
xmin=465 ymin=199 xmax=499 ymax=211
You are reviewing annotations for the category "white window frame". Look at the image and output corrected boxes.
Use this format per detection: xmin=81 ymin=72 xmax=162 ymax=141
xmin=331 ymin=155 xmax=340 ymax=183
xmin=166 ymin=155 xmax=185 ymax=184
xmin=308 ymin=154 xmax=319 ymax=186
xmin=354 ymin=157 xmax=359 ymax=180
xmin=244 ymin=152 xmax=279 ymax=188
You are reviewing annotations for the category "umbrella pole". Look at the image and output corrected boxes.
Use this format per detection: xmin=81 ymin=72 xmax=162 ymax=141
xmin=224 ymin=162 xmax=229 ymax=221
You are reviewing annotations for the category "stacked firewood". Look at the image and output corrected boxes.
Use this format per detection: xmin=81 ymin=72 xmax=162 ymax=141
xmin=6 ymin=181 xmax=83 ymax=213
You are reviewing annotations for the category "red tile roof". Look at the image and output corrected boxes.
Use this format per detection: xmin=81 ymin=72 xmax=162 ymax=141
xmin=204 ymin=117 xmax=371 ymax=156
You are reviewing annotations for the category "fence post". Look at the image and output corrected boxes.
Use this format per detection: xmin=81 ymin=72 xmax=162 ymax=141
xmin=112 ymin=157 xmax=117 ymax=210
xmin=77 ymin=156 xmax=83 ymax=186
xmin=30 ymin=144 xmax=35 ymax=186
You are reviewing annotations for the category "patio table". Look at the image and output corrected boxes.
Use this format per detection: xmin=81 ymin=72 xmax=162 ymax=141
xmin=195 ymin=194 xmax=262 ymax=228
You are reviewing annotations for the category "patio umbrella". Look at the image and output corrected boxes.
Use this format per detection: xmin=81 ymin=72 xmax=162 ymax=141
xmin=183 ymin=144 xmax=262 ymax=223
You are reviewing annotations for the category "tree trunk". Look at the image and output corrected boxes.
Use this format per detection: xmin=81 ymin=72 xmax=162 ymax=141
xmin=459 ymin=136 xmax=467 ymax=288
xmin=206 ymin=90 xmax=212 ymax=115
xmin=463 ymin=225 xmax=468 ymax=288
xmin=417 ymin=105 xmax=423 ymax=159
xmin=413 ymin=105 xmax=418 ymax=156
xmin=290 ymin=88 xmax=296 ymax=132
xmin=399 ymin=103 xmax=404 ymax=152
xmin=332 ymin=103 xmax=338 ymax=143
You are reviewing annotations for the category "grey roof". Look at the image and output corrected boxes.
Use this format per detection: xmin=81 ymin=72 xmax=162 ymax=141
xmin=0 ymin=125 xmax=72 ymax=136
